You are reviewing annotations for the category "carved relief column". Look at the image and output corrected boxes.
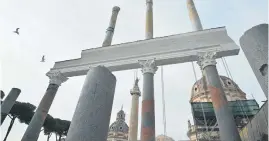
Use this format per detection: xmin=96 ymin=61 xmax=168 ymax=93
xmin=139 ymin=59 xmax=158 ymax=141
xmin=128 ymin=78 xmax=141 ymax=141
xmin=197 ymin=52 xmax=241 ymax=141
xmin=21 ymin=71 xmax=68 ymax=141
xmin=65 ymin=66 xmax=116 ymax=141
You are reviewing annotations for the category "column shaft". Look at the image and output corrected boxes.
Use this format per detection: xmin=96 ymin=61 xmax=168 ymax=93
xmin=21 ymin=71 xmax=67 ymax=141
xmin=240 ymin=24 xmax=268 ymax=98
xmin=145 ymin=0 xmax=153 ymax=39
xmin=198 ymin=52 xmax=241 ymax=141
xmin=65 ymin=66 xmax=116 ymax=141
xmin=102 ymin=6 xmax=120 ymax=47
xmin=128 ymin=94 xmax=139 ymax=141
xmin=21 ymin=84 xmax=59 ymax=141
xmin=141 ymin=73 xmax=155 ymax=141
xmin=187 ymin=0 xmax=203 ymax=31
xmin=139 ymin=59 xmax=157 ymax=141
xmin=1 ymin=88 xmax=21 ymax=125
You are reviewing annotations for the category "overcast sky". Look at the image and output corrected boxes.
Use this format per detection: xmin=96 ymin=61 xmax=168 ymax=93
xmin=0 ymin=0 xmax=268 ymax=140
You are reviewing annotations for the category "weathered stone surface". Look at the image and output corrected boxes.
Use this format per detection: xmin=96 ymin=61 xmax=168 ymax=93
xmin=240 ymin=24 xmax=268 ymax=98
xmin=66 ymin=66 xmax=116 ymax=141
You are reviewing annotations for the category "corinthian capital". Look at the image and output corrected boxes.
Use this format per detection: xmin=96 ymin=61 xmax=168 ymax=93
xmin=46 ymin=71 xmax=68 ymax=86
xmin=197 ymin=52 xmax=217 ymax=69
xmin=138 ymin=59 xmax=158 ymax=74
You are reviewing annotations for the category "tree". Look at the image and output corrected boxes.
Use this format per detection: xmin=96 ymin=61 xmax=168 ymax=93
xmin=1 ymin=97 xmax=71 ymax=141
xmin=53 ymin=118 xmax=70 ymax=140
xmin=43 ymin=114 xmax=56 ymax=141
xmin=3 ymin=102 xmax=36 ymax=141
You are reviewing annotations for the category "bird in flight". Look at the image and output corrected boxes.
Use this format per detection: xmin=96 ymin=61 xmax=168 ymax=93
xmin=41 ymin=55 xmax=45 ymax=62
xmin=13 ymin=28 xmax=20 ymax=35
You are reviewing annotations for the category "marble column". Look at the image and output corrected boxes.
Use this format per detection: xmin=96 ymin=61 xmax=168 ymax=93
xmin=21 ymin=71 xmax=68 ymax=141
xmin=145 ymin=0 xmax=153 ymax=39
xmin=65 ymin=66 xmax=116 ymax=141
xmin=197 ymin=52 xmax=241 ymax=141
xmin=128 ymin=78 xmax=141 ymax=141
xmin=186 ymin=0 xmax=203 ymax=31
xmin=102 ymin=6 xmax=120 ymax=47
xmin=139 ymin=59 xmax=158 ymax=141
xmin=1 ymin=88 xmax=21 ymax=125
xmin=240 ymin=24 xmax=268 ymax=98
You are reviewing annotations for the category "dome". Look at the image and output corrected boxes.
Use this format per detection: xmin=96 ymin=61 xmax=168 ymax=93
xmin=156 ymin=135 xmax=175 ymax=141
xmin=191 ymin=75 xmax=246 ymax=102
xmin=108 ymin=109 xmax=129 ymax=134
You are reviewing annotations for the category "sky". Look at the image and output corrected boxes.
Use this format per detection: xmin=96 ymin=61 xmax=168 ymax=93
xmin=0 ymin=0 xmax=268 ymax=140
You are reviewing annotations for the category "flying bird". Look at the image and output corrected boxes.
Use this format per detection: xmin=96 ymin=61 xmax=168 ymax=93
xmin=41 ymin=55 xmax=45 ymax=62
xmin=13 ymin=28 xmax=20 ymax=35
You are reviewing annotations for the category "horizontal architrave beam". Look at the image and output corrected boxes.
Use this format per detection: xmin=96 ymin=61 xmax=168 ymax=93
xmin=50 ymin=27 xmax=240 ymax=77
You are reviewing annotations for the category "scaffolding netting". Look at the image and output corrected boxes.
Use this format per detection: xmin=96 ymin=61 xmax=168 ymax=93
xmin=191 ymin=100 xmax=260 ymax=128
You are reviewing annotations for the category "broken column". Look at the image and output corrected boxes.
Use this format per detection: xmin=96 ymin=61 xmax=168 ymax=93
xmin=240 ymin=24 xmax=268 ymax=98
xmin=65 ymin=66 xmax=116 ymax=141
xmin=1 ymin=88 xmax=21 ymax=125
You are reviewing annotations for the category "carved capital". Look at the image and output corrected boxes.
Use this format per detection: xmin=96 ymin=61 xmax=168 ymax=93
xmin=46 ymin=71 xmax=68 ymax=86
xmin=197 ymin=52 xmax=217 ymax=69
xmin=138 ymin=59 xmax=158 ymax=74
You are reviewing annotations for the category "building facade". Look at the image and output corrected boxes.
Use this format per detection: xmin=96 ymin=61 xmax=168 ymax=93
xmin=107 ymin=109 xmax=129 ymax=141
xmin=156 ymin=135 xmax=175 ymax=141
xmin=187 ymin=75 xmax=248 ymax=141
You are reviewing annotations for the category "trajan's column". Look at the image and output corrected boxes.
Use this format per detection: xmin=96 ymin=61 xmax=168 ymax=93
xmin=187 ymin=0 xmax=241 ymax=141
xmin=65 ymin=6 xmax=120 ymax=141
xmin=139 ymin=0 xmax=158 ymax=141
xmin=128 ymin=78 xmax=141 ymax=141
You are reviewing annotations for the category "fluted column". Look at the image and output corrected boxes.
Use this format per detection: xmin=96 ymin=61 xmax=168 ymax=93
xmin=128 ymin=78 xmax=141 ymax=141
xmin=197 ymin=52 xmax=241 ymax=141
xmin=1 ymin=88 xmax=21 ymax=125
xmin=139 ymin=59 xmax=158 ymax=141
xmin=21 ymin=71 xmax=68 ymax=141
xmin=145 ymin=0 xmax=153 ymax=39
xmin=186 ymin=0 xmax=203 ymax=31
xmin=102 ymin=6 xmax=120 ymax=47
xmin=65 ymin=66 xmax=116 ymax=141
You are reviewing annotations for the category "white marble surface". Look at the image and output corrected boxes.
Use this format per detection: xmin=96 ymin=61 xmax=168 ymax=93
xmin=50 ymin=27 xmax=240 ymax=77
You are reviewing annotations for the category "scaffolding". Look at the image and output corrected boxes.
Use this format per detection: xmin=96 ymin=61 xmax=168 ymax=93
xmin=190 ymin=100 xmax=260 ymax=141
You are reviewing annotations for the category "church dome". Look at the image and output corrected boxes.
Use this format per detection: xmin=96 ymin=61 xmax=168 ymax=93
xmin=108 ymin=109 xmax=129 ymax=134
xmin=156 ymin=135 xmax=175 ymax=141
xmin=190 ymin=75 xmax=246 ymax=102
